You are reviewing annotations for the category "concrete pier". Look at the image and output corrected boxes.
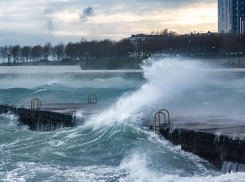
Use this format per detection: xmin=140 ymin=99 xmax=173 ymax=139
xmin=0 ymin=103 xmax=107 ymax=131
xmin=144 ymin=116 xmax=245 ymax=171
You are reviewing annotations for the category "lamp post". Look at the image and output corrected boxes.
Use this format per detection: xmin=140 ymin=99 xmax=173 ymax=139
xmin=128 ymin=52 xmax=131 ymax=63
xmin=189 ymin=40 xmax=191 ymax=56
xmin=169 ymin=48 xmax=172 ymax=57
xmin=8 ymin=54 xmax=11 ymax=66
xmin=86 ymin=53 xmax=89 ymax=64
xmin=239 ymin=52 xmax=241 ymax=68
xmin=212 ymin=46 xmax=215 ymax=59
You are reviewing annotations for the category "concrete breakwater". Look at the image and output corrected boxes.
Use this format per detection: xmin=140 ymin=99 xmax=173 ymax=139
xmin=0 ymin=72 xmax=144 ymax=81
xmin=3 ymin=67 xmax=245 ymax=81
xmin=0 ymin=103 xmax=106 ymax=131
xmin=148 ymin=117 xmax=245 ymax=172
xmin=160 ymin=128 xmax=245 ymax=171
xmin=0 ymin=67 xmax=145 ymax=80
xmin=2 ymin=100 xmax=245 ymax=172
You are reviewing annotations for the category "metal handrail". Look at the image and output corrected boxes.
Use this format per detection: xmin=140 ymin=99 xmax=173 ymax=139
xmin=154 ymin=111 xmax=166 ymax=135
xmin=159 ymin=109 xmax=170 ymax=125
xmin=31 ymin=98 xmax=41 ymax=117
xmin=88 ymin=94 xmax=97 ymax=104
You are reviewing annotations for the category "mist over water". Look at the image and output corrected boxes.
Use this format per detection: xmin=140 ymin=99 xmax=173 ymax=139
xmin=1 ymin=58 xmax=245 ymax=181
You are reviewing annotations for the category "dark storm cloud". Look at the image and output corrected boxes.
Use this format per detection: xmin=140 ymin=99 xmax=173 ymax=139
xmin=44 ymin=9 xmax=53 ymax=15
xmin=46 ymin=20 xmax=54 ymax=31
xmin=80 ymin=7 xmax=95 ymax=22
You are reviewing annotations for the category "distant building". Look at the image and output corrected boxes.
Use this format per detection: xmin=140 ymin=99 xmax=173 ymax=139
xmin=128 ymin=34 xmax=154 ymax=45
xmin=241 ymin=17 xmax=245 ymax=35
xmin=218 ymin=0 xmax=245 ymax=34
xmin=128 ymin=34 xmax=154 ymax=57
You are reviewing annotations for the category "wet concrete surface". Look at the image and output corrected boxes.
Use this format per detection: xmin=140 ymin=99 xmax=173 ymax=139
xmin=0 ymin=103 xmax=108 ymax=131
xmin=15 ymin=103 xmax=108 ymax=115
xmin=144 ymin=116 xmax=245 ymax=140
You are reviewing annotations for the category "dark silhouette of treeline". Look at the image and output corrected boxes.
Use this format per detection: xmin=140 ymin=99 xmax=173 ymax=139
xmin=1 ymin=29 xmax=245 ymax=64
xmin=135 ymin=31 xmax=245 ymax=57
xmin=0 ymin=38 xmax=134 ymax=63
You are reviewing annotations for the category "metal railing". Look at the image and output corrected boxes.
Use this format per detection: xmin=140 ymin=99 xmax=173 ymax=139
xmin=31 ymin=98 xmax=41 ymax=118
xmin=154 ymin=109 xmax=170 ymax=135
xmin=159 ymin=109 xmax=170 ymax=125
xmin=88 ymin=94 xmax=97 ymax=104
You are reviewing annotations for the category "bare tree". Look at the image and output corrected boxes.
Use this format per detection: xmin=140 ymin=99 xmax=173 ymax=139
xmin=11 ymin=45 xmax=20 ymax=63
xmin=23 ymin=46 xmax=32 ymax=62
xmin=31 ymin=45 xmax=42 ymax=62
xmin=116 ymin=39 xmax=135 ymax=58
xmin=65 ymin=42 xmax=79 ymax=61
xmin=0 ymin=45 xmax=8 ymax=63
xmin=42 ymin=42 xmax=52 ymax=60
xmin=54 ymin=42 xmax=65 ymax=61
xmin=19 ymin=47 xmax=24 ymax=62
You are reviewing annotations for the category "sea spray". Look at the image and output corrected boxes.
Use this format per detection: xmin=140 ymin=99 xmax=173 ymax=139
xmin=82 ymin=58 xmax=210 ymax=128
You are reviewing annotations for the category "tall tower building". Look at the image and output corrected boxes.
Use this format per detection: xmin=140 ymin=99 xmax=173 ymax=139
xmin=218 ymin=0 xmax=232 ymax=33
xmin=218 ymin=0 xmax=245 ymax=34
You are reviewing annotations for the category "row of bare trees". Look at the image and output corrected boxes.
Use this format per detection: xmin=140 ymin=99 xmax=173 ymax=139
xmin=0 ymin=42 xmax=67 ymax=63
xmin=64 ymin=38 xmax=134 ymax=61
xmin=0 ymin=38 xmax=135 ymax=63
xmin=2 ymin=30 xmax=245 ymax=63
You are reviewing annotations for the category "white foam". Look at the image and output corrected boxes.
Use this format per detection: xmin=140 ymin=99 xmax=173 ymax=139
xmin=82 ymin=58 xmax=207 ymax=128
xmin=119 ymin=153 xmax=245 ymax=182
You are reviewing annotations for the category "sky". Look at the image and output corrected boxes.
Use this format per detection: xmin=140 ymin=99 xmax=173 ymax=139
xmin=0 ymin=0 xmax=217 ymax=46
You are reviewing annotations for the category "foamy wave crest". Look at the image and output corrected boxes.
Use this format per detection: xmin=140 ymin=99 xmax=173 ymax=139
xmin=33 ymin=88 xmax=47 ymax=93
xmin=0 ymin=113 xmax=29 ymax=131
xmin=60 ymin=77 xmax=142 ymax=88
xmin=84 ymin=58 xmax=207 ymax=128
xmin=119 ymin=153 xmax=245 ymax=182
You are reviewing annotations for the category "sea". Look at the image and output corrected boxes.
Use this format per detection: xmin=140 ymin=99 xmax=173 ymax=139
xmin=1 ymin=58 xmax=245 ymax=181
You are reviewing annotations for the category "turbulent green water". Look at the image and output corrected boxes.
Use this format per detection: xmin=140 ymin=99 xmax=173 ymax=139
xmin=1 ymin=58 xmax=245 ymax=181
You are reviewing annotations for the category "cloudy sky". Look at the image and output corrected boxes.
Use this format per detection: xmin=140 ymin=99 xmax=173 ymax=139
xmin=0 ymin=0 xmax=217 ymax=46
